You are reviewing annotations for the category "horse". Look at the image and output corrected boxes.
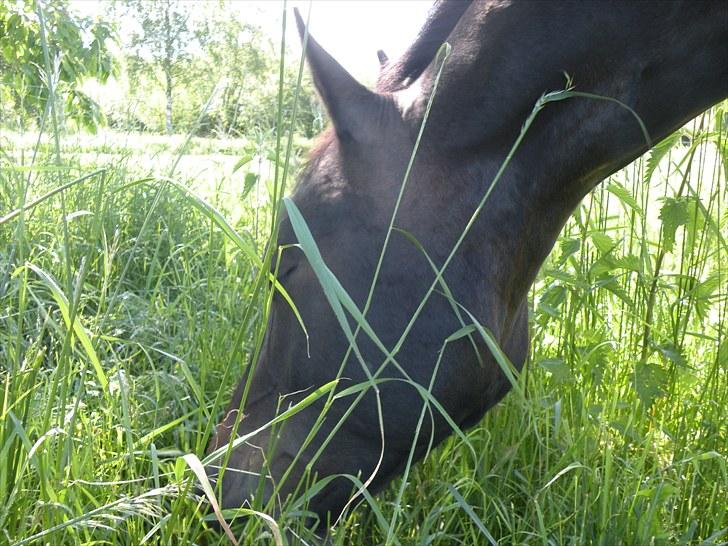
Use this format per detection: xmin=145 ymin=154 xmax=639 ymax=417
xmin=205 ymin=0 xmax=728 ymax=527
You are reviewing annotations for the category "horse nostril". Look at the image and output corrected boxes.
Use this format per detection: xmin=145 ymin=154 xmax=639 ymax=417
xmin=192 ymin=464 xmax=221 ymax=506
xmin=192 ymin=483 xmax=207 ymax=501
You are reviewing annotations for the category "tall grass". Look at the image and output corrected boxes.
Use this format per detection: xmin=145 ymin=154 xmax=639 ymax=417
xmin=1 ymin=4 xmax=727 ymax=545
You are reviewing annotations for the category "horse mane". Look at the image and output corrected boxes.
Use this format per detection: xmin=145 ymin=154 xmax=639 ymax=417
xmin=297 ymin=127 xmax=336 ymax=186
xmin=376 ymin=0 xmax=473 ymax=92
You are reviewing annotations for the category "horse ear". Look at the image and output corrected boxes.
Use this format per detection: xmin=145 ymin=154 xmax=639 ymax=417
xmin=377 ymin=49 xmax=389 ymax=66
xmin=294 ymin=8 xmax=381 ymax=142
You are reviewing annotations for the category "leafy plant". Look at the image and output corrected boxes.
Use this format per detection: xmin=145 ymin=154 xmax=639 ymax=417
xmin=0 ymin=0 xmax=117 ymax=130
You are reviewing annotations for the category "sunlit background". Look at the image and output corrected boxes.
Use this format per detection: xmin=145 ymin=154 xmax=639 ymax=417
xmin=70 ymin=1 xmax=433 ymax=85
xmin=2 ymin=1 xmax=726 ymax=544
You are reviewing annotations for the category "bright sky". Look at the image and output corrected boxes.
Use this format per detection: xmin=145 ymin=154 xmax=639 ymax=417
xmin=69 ymin=1 xmax=434 ymax=86
xmin=258 ymin=1 xmax=433 ymax=84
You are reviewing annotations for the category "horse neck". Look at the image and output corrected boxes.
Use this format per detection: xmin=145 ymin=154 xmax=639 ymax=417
xmin=424 ymin=0 xmax=727 ymax=318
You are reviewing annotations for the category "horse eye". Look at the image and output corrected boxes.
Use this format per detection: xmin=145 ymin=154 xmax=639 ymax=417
xmin=276 ymin=264 xmax=298 ymax=281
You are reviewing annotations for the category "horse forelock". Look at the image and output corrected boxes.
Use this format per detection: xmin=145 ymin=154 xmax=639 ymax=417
xmin=298 ymin=127 xmax=337 ymax=185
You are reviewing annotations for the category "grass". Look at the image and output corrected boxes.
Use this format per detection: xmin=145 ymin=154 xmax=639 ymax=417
xmin=2 ymin=107 xmax=726 ymax=545
xmin=1 ymin=9 xmax=727 ymax=546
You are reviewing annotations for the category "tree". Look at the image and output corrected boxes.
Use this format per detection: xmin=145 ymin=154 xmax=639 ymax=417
xmin=190 ymin=4 xmax=321 ymax=138
xmin=0 ymin=0 xmax=117 ymax=130
xmin=194 ymin=11 xmax=270 ymax=136
xmin=121 ymin=0 xmax=195 ymax=134
xmin=111 ymin=1 xmax=321 ymax=139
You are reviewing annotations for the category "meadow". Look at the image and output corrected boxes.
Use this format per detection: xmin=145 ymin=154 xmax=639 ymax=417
xmin=1 ymin=100 xmax=726 ymax=545
xmin=1 ymin=3 xmax=727 ymax=539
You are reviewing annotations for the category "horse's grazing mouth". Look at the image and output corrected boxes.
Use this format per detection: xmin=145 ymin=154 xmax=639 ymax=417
xmin=204 ymin=0 xmax=728 ymax=529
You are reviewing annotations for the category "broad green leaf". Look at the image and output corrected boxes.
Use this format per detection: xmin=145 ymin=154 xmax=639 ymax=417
xmin=589 ymin=232 xmax=617 ymax=254
xmin=537 ymin=285 xmax=567 ymax=320
xmin=242 ymin=172 xmax=258 ymax=199
xmin=684 ymin=195 xmax=711 ymax=253
xmin=607 ymin=181 xmax=642 ymax=215
xmin=599 ymin=277 xmax=634 ymax=307
xmin=633 ymin=362 xmax=669 ymax=409
xmin=715 ymin=334 xmax=728 ymax=367
xmin=538 ymin=358 xmax=574 ymax=383
xmin=614 ymin=254 xmax=643 ymax=273
xmin=644 ymin=132 xmax=680 ymax=184
xmin=558 ymin=238 xmax=580 ymax=264
xmin=231 ymin=154 xmax=253 ymax=174
xmin=445 ymin=324 xmax=478 ymax=343
xmin=655 ymin=342 xmax=688 ymax=368
xmin=659 ymin=196 xmax=690 ymax=253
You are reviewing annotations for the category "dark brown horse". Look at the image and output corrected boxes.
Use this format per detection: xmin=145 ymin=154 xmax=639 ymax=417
xmin=205 ymin=0 xmax=727 ymax=527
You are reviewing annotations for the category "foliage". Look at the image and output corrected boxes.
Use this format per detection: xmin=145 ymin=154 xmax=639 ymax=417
xmin=118 ymin=0 xmax=195 ymax=134
xmin=105 ymin=1 xmax=320 ymax=138
xmin=0 ymin=1 xmax=320 ymax=138
xmin=0 ymin=0 xmax=117 ymax=130
xmin=193 ymin=9 xmax=271 ymax=136
xmin=193 ymin=9 xmax=321 ymax=139
xmin=1 ymin=102 xmax=726 ymax=543
xmin=0 ymin=2 xmax=725 ymax=545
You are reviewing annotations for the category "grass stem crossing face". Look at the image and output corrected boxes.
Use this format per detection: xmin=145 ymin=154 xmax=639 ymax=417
xmin=206 ymin=0 xmax=728 ymax=527
xmin=3 ymin=1 xmax=727 ymax=544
